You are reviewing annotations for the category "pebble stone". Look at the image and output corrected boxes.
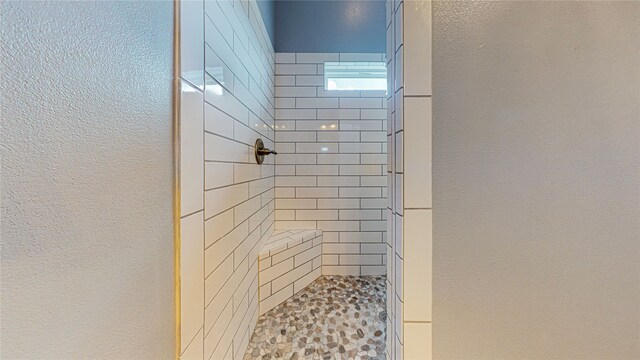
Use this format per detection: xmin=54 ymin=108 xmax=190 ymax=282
xmin=244 ymin=276 xmax=386 ymax=360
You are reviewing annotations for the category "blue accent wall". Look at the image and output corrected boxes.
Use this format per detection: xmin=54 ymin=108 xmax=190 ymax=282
xmin=257 ymin=0 xmax=276 ymax=48
xmin=275 ymin=0 xmax=386 ymax=53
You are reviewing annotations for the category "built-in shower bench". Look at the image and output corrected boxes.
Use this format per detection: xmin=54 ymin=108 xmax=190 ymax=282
xmin=258 ymin=229 xmax=322 ymax=314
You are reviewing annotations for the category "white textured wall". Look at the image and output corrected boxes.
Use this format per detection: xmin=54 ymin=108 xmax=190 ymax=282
xmin=432 ymin=2 xmax=640 ymax=358
xmin=274 ymin=52 xmax=388 ymax=276
xmin=1 ymin=1 xmax=174 ymax=359
xmin=177 ymin=1 xmax=275 ymax=359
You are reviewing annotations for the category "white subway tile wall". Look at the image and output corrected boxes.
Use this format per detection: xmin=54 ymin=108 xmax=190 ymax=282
xmin=258 ymin=230 xmax=323 ymax=314
xmin=386 ymin=1 xmax=433 ymax=359
xmin=178 ymin=1 xmax=275 ymax=359
xmin=274 ymin=53 xmax=388 ymax=276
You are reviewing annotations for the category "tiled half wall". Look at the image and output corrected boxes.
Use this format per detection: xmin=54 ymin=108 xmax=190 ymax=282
xmin=274 ymin=52 xmax=388 ymax=276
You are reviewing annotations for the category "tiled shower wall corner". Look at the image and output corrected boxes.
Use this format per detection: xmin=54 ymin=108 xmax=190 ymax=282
xmin=386 ymin=0 xmax=433 ymax=359
xmin=178 ymin=1 xmax=275 ymax=359
xmin=273 ymin=52 xmax=388 ymax=276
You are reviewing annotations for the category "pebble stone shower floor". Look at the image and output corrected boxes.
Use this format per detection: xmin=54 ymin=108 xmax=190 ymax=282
xmin=244 ymin=276 xmax=387 ymax=360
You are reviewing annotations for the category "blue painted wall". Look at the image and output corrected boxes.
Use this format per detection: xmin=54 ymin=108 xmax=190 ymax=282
xmin=275 ymin=0 xmax=386 ymax=53
xmin=256 ymin=0 xmax=275 ymax=48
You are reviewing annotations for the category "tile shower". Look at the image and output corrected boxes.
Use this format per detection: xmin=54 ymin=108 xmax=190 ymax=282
xmin=177 ymin=1 xmax=431 ymax=359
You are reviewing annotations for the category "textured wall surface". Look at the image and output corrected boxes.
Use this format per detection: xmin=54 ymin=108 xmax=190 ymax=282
xmin=433 ymin=2 xmax=640 ymax=359
xmin=0 ymin=1 xmax=174 ymax=359
xmin=177 ymin=0 xmax=276 ymax=359
xmin=274 ymin=52 xmax=388 ymax=276
xmin=275 ymin=0 xmax=386 ymax=53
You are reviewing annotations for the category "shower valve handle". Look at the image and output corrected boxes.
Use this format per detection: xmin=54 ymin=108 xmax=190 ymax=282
xmin=257 ymin=148 xmax=277 ymax=156
xmin=254 ymin=139 xmax=276 ymax=164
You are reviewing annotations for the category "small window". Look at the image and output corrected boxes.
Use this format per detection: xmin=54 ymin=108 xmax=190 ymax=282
xmin=324 ymin=62 xmax=387 ymax=91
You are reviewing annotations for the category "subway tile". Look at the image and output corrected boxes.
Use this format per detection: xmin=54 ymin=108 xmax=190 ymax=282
xmin=275 ymin=53 xmax=296 ymax=63
xmin=275 ymin=187 xmax=295 ymax=198
xmin=339 ymin=98 xmax=383 ymax=109
xmin=296 ymin=210 xmax=338 ymax=221
xmin=293 ymin=267 xmax=321 ymax=292
xmin=404 ymin=323 xmax=432 ymax=360
xmin=403 ymin=0 xmax=432 ymax=96
xmin=276 ymin=220 xmax=318 ymax=230
xmin=361 ymin=197 xmax=387 ymax=208
xmin=362 ymin=220 xmax=386 ymax=231
xmin=296 ymin=142 xmax=338 ymax=154
xmin=276 ymin=86 xmax=317 ymax=98
xmin=317 ymin=220 xmax=360 ymax=232
xmin=275 ymin=142 xmax=295 ymax=154
xmin=394 ymin=3 xmax=403 ymax=52
xmin=276 ymin=108 xmax=316 ymax=120
xmin=260 ymin=284 xmax=293 ymax=314
xmin=395 ymin=131 xmax=403 ymax=172
xmin=404 ymin=97 xmax=432 ymax=209
xmin=361 ymin=132 xmax=388 ymax=143
xmin=275 ymin=76 xmax=295 ymax=86
xmin=275 ymin=175 xmax=316 ymax=187
xmin=275 ymin=165 xmax=295 ymax=176
xmin=204 ymin=183 xmax=249 ymax=218
xmin=403 ymin=209 xmax=432 ymax=322
xmin=180 ymin=212 xmax=204 ymax=352
xmin=361 ymin=243 xmax=387 ymax=254
xmin=322 ymin=265 xmax=360 ymax=276
xmin=203 ymin=102 xmax=234 ymax=139
xmin=394 ymin=46 xmax=403 ymax=93
xmin=340 ymin=232 xmax=383 ymax=243
xmin=295 ymin=97 xmax=338 ymax=108
xmin=339 ymin=187 xmax=381 ymax=198
xmin=275 ymin=64 xmax=317 ymax=75
xmin=233 ymin=163 xmax=261 ymax=183
xmin=275 ymin=97 xmax=295 ymax=108
xmin=339 ymin=209 xmax=382 ymax=220
xmin=295 ymin=187 xmax=338 ymax=198
xmin=361 ymin=154 xmax=387 ymax=165
xmin=205 ymin=76 xmax=249 ymax=124
xmin=296 ymin=53 xmax=340 ymax=63
xmin=322 ymin=254 xmax=339 ymax=265
xmin=340 ymin=120 xmax=382 ymax=131
xmin=271 ymin=261 xmax=313 ymax=293
xmin=394 ymin=174 xmax=403 ymax=215
xmin=180 ymin=82 xmax=204 ymax=216
xmin=276 ymin=154 xmax=316 ymax=165
xmin=180 ymin=0 xmax=204 ymax=90
xmin=296 ymin=165 xmax=338 ymax=175
xmin=205 ymin=44 xmax=234 ymax=92
xmin=339 ymin=254 xmax=382 ymax=265
xmin=317 ymin=176 xmax=360 ymax=187
xmin=317 ymin=108 xmax=360 ymax=120
xmin=275 ymin=120 xmax=295 ymax=131
xmin=276 ymin=131 xmax=316 ymax=142
xmin=295 ymin=120 xmax=339 ymax=131
xmin=340 ymin=143 xmax=382 ymax=154
xmin=204 ymin=209 xmax=234 ymax=248
xmin=361 ymin=109 xmax=388 ymax=120
xmin=317 ymin=154 xmax=360 ymax=165
xmin=295 ymin=75 xmax=325 ymax=87
xmin=180 ymin=328 xmax=203 ymax=360
xmin=340 ymin=164 xmax=383 ymax=176
xmin=205 ymin=162 xmax=234 ymax=190
xmin=275 ymin=198 xmax=316 ymax=209
xmin=317 ymin=131 xmax=360 ymax=142
xmin=317 ymin=198 xmax=360 ymax=209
